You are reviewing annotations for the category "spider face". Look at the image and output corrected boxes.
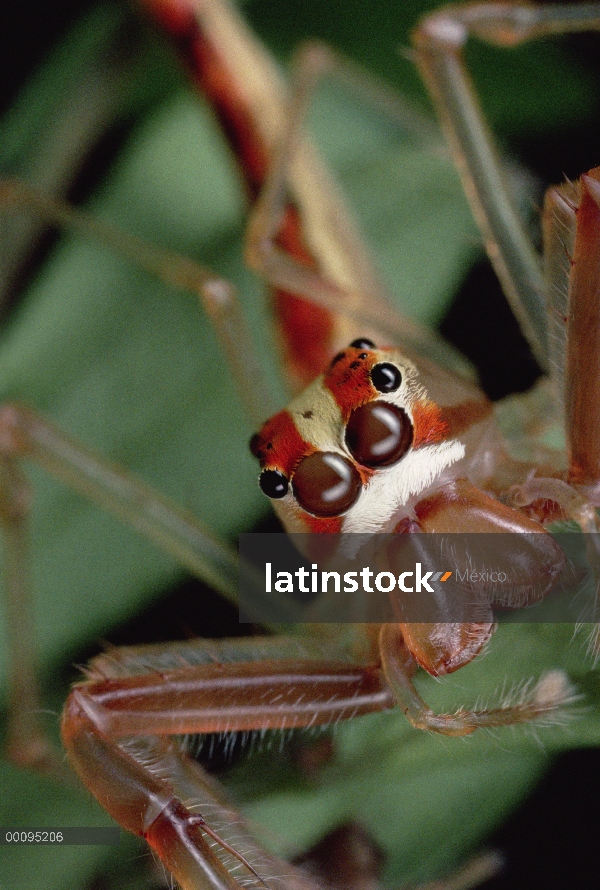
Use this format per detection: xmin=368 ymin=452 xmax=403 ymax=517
xmin=251 ymin=340 xmax=466 ymax=533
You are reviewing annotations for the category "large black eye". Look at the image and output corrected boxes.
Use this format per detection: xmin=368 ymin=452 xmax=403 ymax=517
xmin=350 ymin=338 xmax=375 ymax=350
xmin=371 ymin=362 xmax=401 ymax=393
xmin=259 ymin=469 xmax=289 ymax=499
xmin=345 ymin=402 xmax=413 ymax=468
xmin=292 ymin=452 xmax=361 ymax=517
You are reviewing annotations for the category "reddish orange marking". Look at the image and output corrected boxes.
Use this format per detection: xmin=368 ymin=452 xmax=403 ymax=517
xmin=323 ymin=349 xmax=377 ymax=420
xmin=273 ymin=207 xmax=335 ymax=388
xmin=440 ymin=571 xmax=452 ymax=582
xmin=274 ymin=293 xmax=334 ymax=389
xmin=303 ymin=515 xmax=343 ymax=534
xmin=252 ymin=410 xmax=313 ymax=477
xmin=411 ymin=398 xmax=492 ymax=448
xmin=275 ymin=205 xmax=316 ymax=268
xmin=413 ymin=481 xmax=462 ymax=525
xmin=355 ymin=464 xmax=375 ymax=487
xmin=411 ymin=400 xmax=448 ymax=447
xmin=142 ymin=0 xmax=195 ymax=33
xmin=190 ymin=39 xmax=270 ymax=196
xmin=441 ymin=399 xmax=493 ymax=438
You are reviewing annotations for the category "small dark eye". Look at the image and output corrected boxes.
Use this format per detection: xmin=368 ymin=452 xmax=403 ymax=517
xmin=350 ymin=338 xmax=375 ymax=350
xmin=259 ymin=469 xmax=289 ymax=499
xmin=370 ymin=362 xmax=401 ymax=393
xmin=292 ymin=452 xmax=361 ymax=517
xmin=345 ymin=402 xmax=413 ymax=468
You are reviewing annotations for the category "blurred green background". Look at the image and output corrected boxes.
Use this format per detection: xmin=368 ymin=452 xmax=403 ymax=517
xmin=1 ymin=1 xmax=600 ymax=888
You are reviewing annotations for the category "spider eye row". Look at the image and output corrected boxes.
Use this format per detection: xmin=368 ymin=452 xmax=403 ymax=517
xmin=256 ymin=346 xmax=413 ymax=517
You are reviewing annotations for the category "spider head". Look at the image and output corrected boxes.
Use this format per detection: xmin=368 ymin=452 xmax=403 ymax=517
xmin=250 ymin=339 xmax=464 ymax=533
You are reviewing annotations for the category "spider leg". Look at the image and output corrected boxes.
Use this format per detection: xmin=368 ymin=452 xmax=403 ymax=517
xmin=61 ymin=635 xmax=392 ymax=890
xmin=412 ymin=3 xmax=600 ymax=376
xmin=541 ymin=183 xmax=577 ymax=409
xmin=0 ymin=404 xmax=243 ymax=595
xmin=0 ymin=454 xmax=70 ymax=777
xmin=412 ymin=2 xmax=600 ymax=520
xmin=523 ymin=168 xmax=600 ymax=504
xmin=0 ymin=400 xmax=258 ymax=776
xmin=0 ymin=179 xmax=275 ymax=426
xmin=379 ymin=623 xmax=574 ymax=736
xmin=509 ymin=474 xmax=600 ymax=642
xmin=563 ymin=171 xmax=600 ymax=498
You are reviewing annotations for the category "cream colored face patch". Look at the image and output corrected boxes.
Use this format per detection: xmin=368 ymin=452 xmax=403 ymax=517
xmin=340 ymin=440 xmax=466 ymax=533
xmin=287 ymin=380 xmax=346 ymax=455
